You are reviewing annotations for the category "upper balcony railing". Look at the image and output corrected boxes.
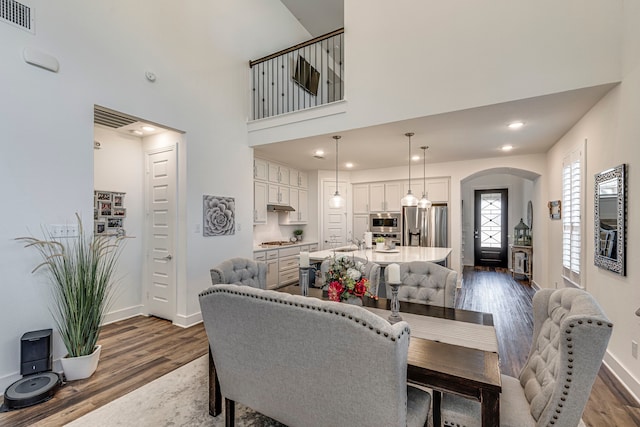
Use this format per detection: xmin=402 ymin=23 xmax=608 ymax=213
xmin=250 ymin=28 xmax=344 ymax=121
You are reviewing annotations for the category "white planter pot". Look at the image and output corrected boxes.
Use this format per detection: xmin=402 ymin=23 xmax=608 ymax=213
xmin=61 ymin=344 xmax=102 ymax=381
xmin=376 ymin=242 xmax=385 ymax=250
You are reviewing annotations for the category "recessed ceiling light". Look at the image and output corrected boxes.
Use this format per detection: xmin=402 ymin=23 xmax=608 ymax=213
xmin=345 ymin=162 xmax=353 ymax=168
xmin=508 ymin=121 xmax=524 ymax=129
xmin=411 ymin=155 xmax=420 ymax=161
xmin=129 ymin=130 xmax=143 ymax=136
xmin=141 ymin=125 xmax=155 ymax=132
xmin=314 ymin=150 xmax=324 ymax=156
xmin=502 ymin=145 xmax=513 ymax=151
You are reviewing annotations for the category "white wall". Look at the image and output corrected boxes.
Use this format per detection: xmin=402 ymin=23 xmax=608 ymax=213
xmin=94 ymin=127 xmax=144 ymax=319
xmin=249 ymin=0 xmax=622 ymax=146
xmin=544 ymin=0 xmax=640 ymax=399
xmin=0 ymin=0 xmax=309 ymax=392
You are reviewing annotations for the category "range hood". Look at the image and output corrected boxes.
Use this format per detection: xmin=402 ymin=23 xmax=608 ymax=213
xmin=267 ymin=204 xmax=295 ymax=212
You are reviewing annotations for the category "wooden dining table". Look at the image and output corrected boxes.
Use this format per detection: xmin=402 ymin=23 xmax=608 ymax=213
xmin=207 ymin=285 xmax=501 ymax=427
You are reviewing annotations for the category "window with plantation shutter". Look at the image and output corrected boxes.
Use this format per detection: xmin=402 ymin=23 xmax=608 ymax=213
xmin=562 ymin=141 xmax=585 ymax=287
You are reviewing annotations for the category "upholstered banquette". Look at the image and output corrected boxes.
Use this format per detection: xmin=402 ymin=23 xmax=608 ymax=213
xmin=442 ymin=288 xmax=613 ymax=427
xmin=199 ymin=284 xmax=431 ymax=427
xmin=384 ymin=261 xmax=457 ymax=307
xmin=210 ymin=257 xmax=266 ymax=289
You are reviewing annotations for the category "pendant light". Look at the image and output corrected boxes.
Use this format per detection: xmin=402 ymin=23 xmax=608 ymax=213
xmin=400 ymin=132 xmax=418 ymax=206
xmin=418 ymin=146 xmax=432 ymax=210
xmin=328 ymin=135 xmax=344 ymax=209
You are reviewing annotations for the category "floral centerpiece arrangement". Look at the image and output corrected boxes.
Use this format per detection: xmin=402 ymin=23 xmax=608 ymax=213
xmin=325 ymin=255 xmax=377 ymax=304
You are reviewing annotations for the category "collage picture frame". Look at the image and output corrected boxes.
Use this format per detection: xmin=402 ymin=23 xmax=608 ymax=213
xmin=94 ymin=190 xmax=126 ymax=235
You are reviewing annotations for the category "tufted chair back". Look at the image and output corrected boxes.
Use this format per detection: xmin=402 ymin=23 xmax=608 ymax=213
xmin=320 ymin=256 xmax=381 ymax=297
xmin=384 ymin=261 xmax=457 ymax=308
xmin=441 ymin=287 xmax=613 ymax=427
xmin=518 ymin=288 xmax=612 ymax=426
xmin=210 ymin=257 xmax=267 ymax=289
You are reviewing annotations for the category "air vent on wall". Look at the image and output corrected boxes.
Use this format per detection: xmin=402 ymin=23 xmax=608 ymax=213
xmin=0 ymin=0 xmax=34 ymax=33
xmin=94 ymin=107 xmax=137 ymax=129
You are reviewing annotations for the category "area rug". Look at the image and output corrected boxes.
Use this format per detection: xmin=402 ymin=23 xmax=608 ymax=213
xmin=65 ymin=355 xmax=284 ymax=426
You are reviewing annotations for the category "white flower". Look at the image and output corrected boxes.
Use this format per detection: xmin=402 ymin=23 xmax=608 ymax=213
xmin=346 ymin=268 xmax=361 ymax=280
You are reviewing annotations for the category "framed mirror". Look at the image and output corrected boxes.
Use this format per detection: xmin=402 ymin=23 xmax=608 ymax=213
xmin=594 ymin=163 xmax=626 ymax=275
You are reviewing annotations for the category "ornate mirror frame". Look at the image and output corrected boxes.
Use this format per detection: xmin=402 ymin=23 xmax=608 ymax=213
xmin=594 ymin=163 xmax=626 ymax=275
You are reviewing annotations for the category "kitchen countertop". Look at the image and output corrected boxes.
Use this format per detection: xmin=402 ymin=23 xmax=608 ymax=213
xmin=253 ymin=241 xmax=318 ymax=252
xmin=306 ymin=246 xmax=452 ymax=266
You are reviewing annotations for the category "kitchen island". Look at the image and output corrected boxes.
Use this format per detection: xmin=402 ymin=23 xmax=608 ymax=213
xmin=307 ymin=245 xmax=452 ymax=266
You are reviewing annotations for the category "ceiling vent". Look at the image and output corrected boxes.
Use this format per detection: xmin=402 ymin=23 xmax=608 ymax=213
xmin=94 ymin=106 xmax=137 ymax=129
xmin=1 ymin=0 xmax=34 ymax=33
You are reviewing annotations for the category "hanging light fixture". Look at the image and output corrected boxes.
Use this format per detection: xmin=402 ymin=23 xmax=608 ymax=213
xmin=328 ymin=135 xmax=344 ymax=208
xmin=401 ymin=132 xmax=418 ymax=206
xmin=418 ymin=146 xmax=432 ymax=210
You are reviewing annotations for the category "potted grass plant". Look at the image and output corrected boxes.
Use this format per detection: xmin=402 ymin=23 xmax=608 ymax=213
xmin=17 ymin=214 xmax=127 ymax=380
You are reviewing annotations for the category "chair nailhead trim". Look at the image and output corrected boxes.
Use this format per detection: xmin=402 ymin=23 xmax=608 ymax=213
xmin=205 ymin=287 xmax=406 ymax=342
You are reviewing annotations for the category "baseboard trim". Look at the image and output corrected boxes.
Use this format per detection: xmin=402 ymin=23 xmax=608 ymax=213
xmin=603 ymin=350 xmax=640 ymax=404
xmin=173 ymin=311 xmax=202 ymax=328
xmin=103 ymin=305 xmax=144 ymax=325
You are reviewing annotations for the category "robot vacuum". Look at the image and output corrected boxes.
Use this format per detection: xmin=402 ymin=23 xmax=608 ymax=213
xmin=3 ymin=372 xmax=61 ymax=410
xmin=1 ymin=329 xmax=61 ymax=411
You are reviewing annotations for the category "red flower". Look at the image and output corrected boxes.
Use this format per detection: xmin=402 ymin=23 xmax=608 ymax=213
xmin=328 ymin=281 xmax=345 ymax=302
xmin=354 ymin=279 xmax=368 ymax=297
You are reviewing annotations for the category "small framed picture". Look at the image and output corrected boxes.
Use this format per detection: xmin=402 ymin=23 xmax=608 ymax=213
xmin=95 ymin=221 xmax=106 ymax=235
xmin=99 ymin=201 xmax=112 ymax=217
xmin=548 ymin=200 xmax=561 ymax=220
xmin=96 ymin=191 xmax=111 ymax=201
xmin=107 ymin=218 xmax=123 ymax=229
xmin=112 ymin=208 xmax=126 ymax=217
xmin=113 ymin=194 xmax=124 ymax=207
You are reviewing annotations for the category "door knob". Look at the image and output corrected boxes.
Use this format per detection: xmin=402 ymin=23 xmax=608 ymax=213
xmin=163 ymin=254 xmax=173 ymax=260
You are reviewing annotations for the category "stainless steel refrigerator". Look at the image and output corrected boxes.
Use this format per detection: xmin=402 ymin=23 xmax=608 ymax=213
xmin=402 ymin=204 xmax=448 ymax=248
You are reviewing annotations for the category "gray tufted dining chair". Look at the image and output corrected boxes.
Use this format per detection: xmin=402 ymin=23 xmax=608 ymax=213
xmin=441 ymin=287 xmax=613 ymax=427
xmin=384 ymin=261 xmax=457 ymax=308
xmin=210 ymin=257 xmax=267 ymax=289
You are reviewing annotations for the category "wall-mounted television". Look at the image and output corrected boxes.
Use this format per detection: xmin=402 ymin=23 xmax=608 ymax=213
xmin=293 ymin=55 xmax=320 ymax=96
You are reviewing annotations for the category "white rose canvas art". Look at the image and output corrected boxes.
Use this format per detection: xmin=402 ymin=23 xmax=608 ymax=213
xmin=203 ymin=195 xmax=235 ymax=236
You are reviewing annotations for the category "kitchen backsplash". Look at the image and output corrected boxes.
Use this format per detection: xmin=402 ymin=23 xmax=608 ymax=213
xmin=253 ymin=212 xmax=306 ymax=244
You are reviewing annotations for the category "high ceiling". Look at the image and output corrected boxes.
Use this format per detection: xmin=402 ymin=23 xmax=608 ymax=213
xmin=253 ymin=84 xmax=615 ymax=172
xmin=264 ymin=2 xmax=615 ymax=173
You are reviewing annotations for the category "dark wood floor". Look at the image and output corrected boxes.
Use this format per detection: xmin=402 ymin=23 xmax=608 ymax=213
xmin=1 ymin=267 xmax=639 ymax=426
xmin=0 ymin=316 xmax=208 ymax=426
xmin=456 ymin=266 xmax=640 ymax=427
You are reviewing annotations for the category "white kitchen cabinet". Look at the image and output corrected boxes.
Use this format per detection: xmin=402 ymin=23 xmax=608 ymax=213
xmin=353 ymin=214 xmax=369 ymax=241
xmin=385 ymin=182 xmax=402 ymax=212
xmin=289 ymin=169 xmax=308 ymax=189
xmin=279 ymin=189 xmax=308 ymax=224
xmin=278 ymin=246 xmax=301 ymax=286
xmin=426 ymin=178 xmax=449 ymax=202
xmin=268 ymin=184 xmax=290 ymax=206
xmin=255 ymin=250 xmax=279 ymax=289
xmin=268 ymin=163 xmax=290 ymax=185
xmin=353 ymin=184 xmax=370 ymax=213
xmin=297 ymin=189 xmax=308 ymax=223
xmin=254 ymin=158 xmax=268 ymax=181
xmin=370 ymin=182 xmax=402 ymax=212
xmin=403 ymin=178 xmax=449 ymax=203
xmin=254 ymin=181 xmax=267 ymax=224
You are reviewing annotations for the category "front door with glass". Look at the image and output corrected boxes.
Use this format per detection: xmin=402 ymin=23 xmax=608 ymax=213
xmin=474 ymin=189 xmax=508 ymax=268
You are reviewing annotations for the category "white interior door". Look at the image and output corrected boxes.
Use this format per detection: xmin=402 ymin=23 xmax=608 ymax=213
xmin=145 ymin=147 xmax=176 ymax=321
xmin=322 ymin=181 xmax=347 ymax=249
